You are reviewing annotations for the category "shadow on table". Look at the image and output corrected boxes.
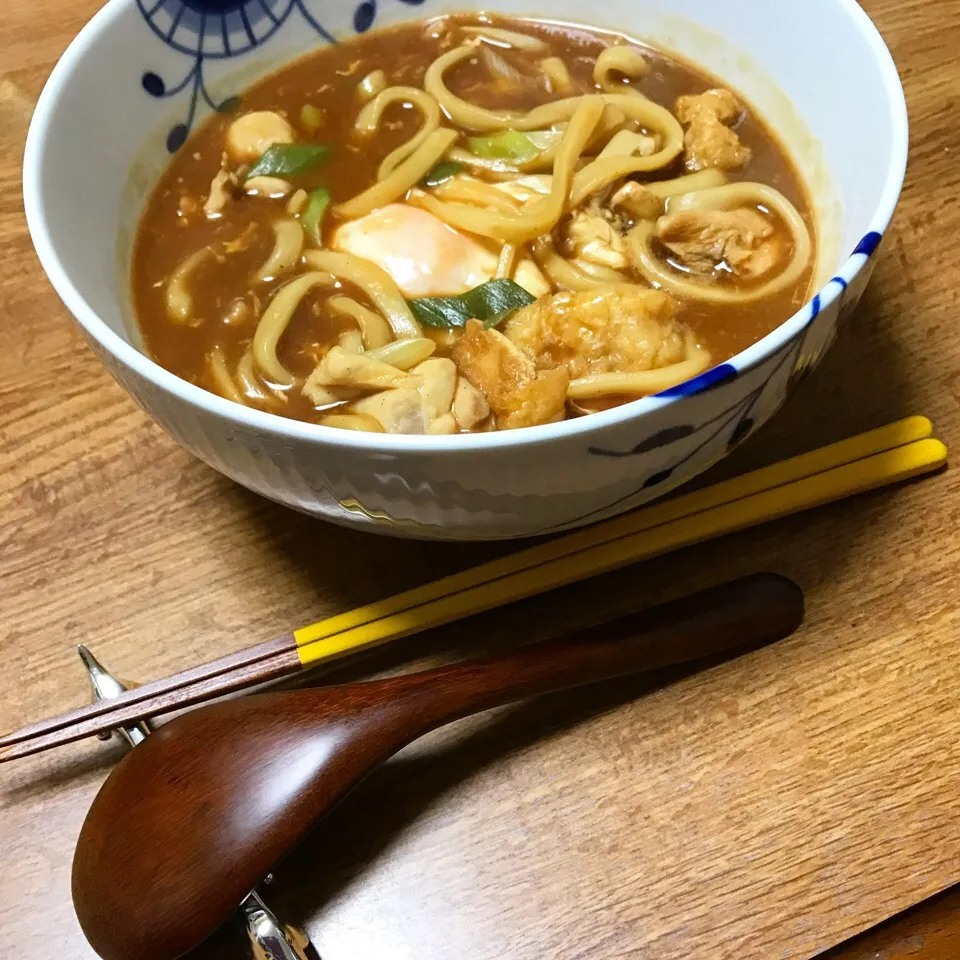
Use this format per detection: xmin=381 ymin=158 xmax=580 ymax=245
xmin=1 ymin=284 xmax=923 ymax=959
xmin=183 ymin=651 xmax=769 ymax=960
xmin=3 ymin=284 xmax=915 ymax=795
xmin=175 ymin=285 xmax=922 ymax=956
xmin=208 ymin=281 xmax=916 ymax=676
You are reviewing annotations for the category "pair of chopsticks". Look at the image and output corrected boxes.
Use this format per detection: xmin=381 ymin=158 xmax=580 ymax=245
xmin=0 ymin=416 xmax=946 ymax=763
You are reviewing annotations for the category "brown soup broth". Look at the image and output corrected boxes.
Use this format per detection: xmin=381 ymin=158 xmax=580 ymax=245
xmin=132 ymin=14 xmax=816 ymax=427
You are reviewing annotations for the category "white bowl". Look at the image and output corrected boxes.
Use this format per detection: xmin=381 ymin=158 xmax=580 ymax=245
xmin=23 ymin=0 xmax=907 ymax=540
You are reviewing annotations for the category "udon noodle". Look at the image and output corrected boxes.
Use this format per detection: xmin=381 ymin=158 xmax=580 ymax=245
xmin=133 ymin=14 xmax=816 ymax=435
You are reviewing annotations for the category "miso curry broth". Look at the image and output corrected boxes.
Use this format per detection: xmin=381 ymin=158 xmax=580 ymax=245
xmin=133 ymin=14 xmax=816 ymax=435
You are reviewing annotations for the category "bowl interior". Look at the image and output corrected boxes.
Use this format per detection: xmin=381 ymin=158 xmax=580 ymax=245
xmin=26 ymin=0 xmax=905 ymax=375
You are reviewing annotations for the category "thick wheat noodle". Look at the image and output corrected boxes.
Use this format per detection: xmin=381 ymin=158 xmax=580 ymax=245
xmin=338 ymin=328 xmax=365 ymax=354
xmin=461 ymin=25 xmax=550 ymax=50
xmin=355 ymin=86 xmax=442 ymax=180
xmin=306 ymin=383 xmax=361 ymax=407
xmin=446 ymin=146 xmax=523 ymax=178
xmin=253 ymin=271 xmax=334 ymax=385
xmin=425 ymin=45 xmax=525 ymax=130
xmin=409 ymin=97 xmax=604 ymax=243
xmin=253 ymin=220 xmax=304 ymax=284
xmin=236 ymin=348 xmax=271 ymax=401
xmin=599 ymin=129 xmax=654 ymax=159
xmin=567 ymin=345 xmax=712 ymax=399
xmin=206 ymin=345 xmax=243 ymax=404
xmin=357 ymin=69 xmax=387 ymax=103
xmin=512 ymin=106 xmax=626 ymax=174
xmin=647 ymin=168 xmax=727 ymax=198
xmin=327 ymin=296 xmax=393 ymax=349
xmin=540 ymin=56 xmax=573 ymax=93
xmin=446 ymin=111 xmax=620 ymax=178
xmin=336 ymin=128 xmax=459 ymax=219
xmin=532 ymin=237 xmax=627 ymax=290
xmin=367 ymin=338 xmax=437 ymax=370
xmin=165 ymin=246 xmax=215 ymax=322
xmin=628 ymin=182 xmax=813 ymax=304
xmin=425 ymin=45 xmax=602 ymax=132
xmin=568 ymin=95 xmax=685 ymax=207
xmin=426 ymin=46 xmax=669 ymax=135
xmin=593 ymin=45 xmax=649 ymax=95
xmin=496 ymin=242 xmax=519 ymax=280
xmin=320 ymin=413 xmax=385 ymax=433
xmin=435 ymin=176 xmax=521 ymax=214
xmin=573 ymin=257 xmax=630 ymax=282
xmin=303 ymin=249 xmax=422 ymax=339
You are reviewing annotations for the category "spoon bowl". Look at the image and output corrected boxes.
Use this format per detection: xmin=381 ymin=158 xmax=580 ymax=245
xmin=73 ymin=573 xmax=803 ymax=960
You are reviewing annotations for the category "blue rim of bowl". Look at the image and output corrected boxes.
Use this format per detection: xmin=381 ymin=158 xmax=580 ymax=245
xmin=22 ymin=0 xmax=909 ymax=456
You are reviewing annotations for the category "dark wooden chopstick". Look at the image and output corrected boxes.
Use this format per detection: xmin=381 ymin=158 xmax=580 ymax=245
xmin=0 ymin=646 xmax=303 ymax=762
xmin=0 ymin=634 xmax=295 ymax=751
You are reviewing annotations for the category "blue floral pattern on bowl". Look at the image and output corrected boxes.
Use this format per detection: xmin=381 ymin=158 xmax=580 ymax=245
xmin=137 ymin=0 xmax=425 ymax=151
xmin=100 ymin=0 xmax=894 ymax=538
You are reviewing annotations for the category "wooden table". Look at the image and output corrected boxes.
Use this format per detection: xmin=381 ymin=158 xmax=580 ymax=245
xmin=3 ymin=1 xmax=960 ymax=957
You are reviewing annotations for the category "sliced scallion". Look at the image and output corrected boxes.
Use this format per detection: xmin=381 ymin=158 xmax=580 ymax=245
xmin=422 ymin=161 xmax=464 ymax=188
xmin=409 ymin=279 xmax=537 ymax=330
xmin=246 ymin=143 xmax=329 ymax=180
xmin=467 ymin=130 xmax=541 ymax=164
xmin=301 ymin=187 xmax=332 ymax=244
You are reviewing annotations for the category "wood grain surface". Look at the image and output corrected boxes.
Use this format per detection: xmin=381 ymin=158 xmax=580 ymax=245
xmin=2 ymin=1 xmax=960 ymax=959
xmin=73 ymin=577 xmax=803 ymax=960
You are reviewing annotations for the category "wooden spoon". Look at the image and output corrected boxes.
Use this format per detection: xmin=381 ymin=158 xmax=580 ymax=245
xmin=73 ymin=573 xmax=803 ymax=960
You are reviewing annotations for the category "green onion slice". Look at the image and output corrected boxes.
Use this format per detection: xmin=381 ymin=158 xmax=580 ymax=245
xmin=246 ymin=143 xmax=330 ymax=180
xmin=409 ymin=279 xmax=537 ymax=329
xmin=301 ymin=187 xmax=332 ymax=244
xmin=422 ymin=161 xmax=464 ymax=188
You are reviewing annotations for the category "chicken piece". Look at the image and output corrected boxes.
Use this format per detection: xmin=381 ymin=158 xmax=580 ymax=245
xmin=304 ymin=347 xmax=409 ymax=403
xmin=655 ymin=208 xmax=781 ymax=280
xmin=503 ymin=287 xmax=686 ymax=380
xmin=203 ymin=155 xmax=240 ymax=217
xmin=565 ymin=210 xmax=629 ymax=270
xmin=600 ymin=129 xmax=660 ymax=159
xmin=452 ymin=320 xmax=569 ymax=431
xmin=352 ymin=386 xmax=426 ymax=434
xmin=610 ymin=181 xmax=663 ymax=220
xmin=287 ymin=189 xmax=309 ymax=216
xmin=413 ymin=358 xmax=458 ymax=422
xmin=332 ymin=203 xmax=550 ymax=298
xmin=514 ymin=258 xmax=552 ymax=298
xmin=345 ymin=357 xmax=459 ymax=434
xmin=453 ymin=377 xmax=491 ymax=430
xmin=674 ymin=89 xmax=752 ymax=171
xmin=428 ymin=414 xmax=458 ymax=435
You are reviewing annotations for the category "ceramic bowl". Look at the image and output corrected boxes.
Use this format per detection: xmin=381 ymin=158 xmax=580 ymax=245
xmin=23 ymin=0 xmax=907 ymax=540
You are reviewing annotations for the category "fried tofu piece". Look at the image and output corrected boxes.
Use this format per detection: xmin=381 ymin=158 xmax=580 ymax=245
xmin=502 ymin=287 xmax=687 ymax=380
xmin=452 ymin=320 xmax=569 ymax=431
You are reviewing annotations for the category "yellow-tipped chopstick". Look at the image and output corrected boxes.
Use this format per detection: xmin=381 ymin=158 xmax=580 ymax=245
xmin=296 ymin=432 xmax=945 ymax=665
xmin=0 ymin=418 xmax=945 ymax=761
xmin=294 ymin=416 xmax=938 ymax=663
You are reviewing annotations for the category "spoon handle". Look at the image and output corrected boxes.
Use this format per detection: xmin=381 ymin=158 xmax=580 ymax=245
xmin=388 ymin=573 xmax=803 ymax=727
